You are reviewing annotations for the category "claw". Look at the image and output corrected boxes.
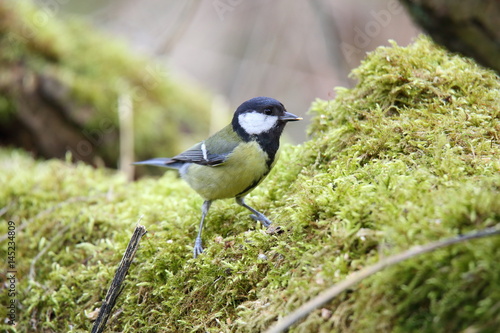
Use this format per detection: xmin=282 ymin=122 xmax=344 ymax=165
xmin=236 ymin=197 xmax=272 ymax=228
xmin=250 ymin=213 xmax=271 ymax=228
xmin=193 ymin=238 xmax=204 ymax=258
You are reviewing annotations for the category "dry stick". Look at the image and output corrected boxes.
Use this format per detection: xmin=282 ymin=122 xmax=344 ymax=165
xmin=91 ymin=224 xmax=147 ymax=333
xmin=265 ymin=225 xmax=500 ymax=333
xmin=0 ymin=205 xmax=9 ymax=217
xmin=118 ymin=94 xmax=134 ymax=182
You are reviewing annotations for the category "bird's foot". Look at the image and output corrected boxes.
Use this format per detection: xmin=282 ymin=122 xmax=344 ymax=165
xmin=249 ymin=212 xmax=272 ymax=228
xmin=266 ymin=225 xmax=284 ymax=235
xmin=193 ymin=238 xmax=204 ymax=258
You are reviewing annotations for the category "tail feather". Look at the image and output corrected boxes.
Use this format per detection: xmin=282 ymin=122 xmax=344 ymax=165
xmin=133 ymin=158 xmax=183 ymax=170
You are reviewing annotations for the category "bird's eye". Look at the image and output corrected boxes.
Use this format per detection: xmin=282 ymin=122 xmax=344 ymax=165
xmin=264 ymin=108 xmax=273 ymax=115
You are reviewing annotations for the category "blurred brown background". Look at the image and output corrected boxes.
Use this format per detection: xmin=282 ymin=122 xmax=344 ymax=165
xmin=36 ymin=0 xmax=420 ymax=142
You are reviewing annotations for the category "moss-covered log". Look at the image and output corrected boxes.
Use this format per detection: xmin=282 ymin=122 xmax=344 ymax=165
xmin=400 ymin=0 xmax=500 ymax=74
xmin=0 ymin=1 xmax=212 ymax=168
xmin=1 ymin=36 xmax=500 ymax=332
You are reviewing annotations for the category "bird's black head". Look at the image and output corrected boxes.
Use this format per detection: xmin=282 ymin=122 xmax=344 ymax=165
xmin=232 ymin=97 xmax=300 ymax=138
xmin=232 ymin=97 xmax=301 ymax=165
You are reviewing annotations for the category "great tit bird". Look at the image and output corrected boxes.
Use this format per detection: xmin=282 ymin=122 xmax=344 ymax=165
xmin=134 ymin=96 xmax=301 ymax=258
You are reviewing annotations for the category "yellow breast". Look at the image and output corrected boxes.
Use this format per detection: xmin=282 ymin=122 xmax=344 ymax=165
xmin=182 ymin=141 xmax=273 ymax=200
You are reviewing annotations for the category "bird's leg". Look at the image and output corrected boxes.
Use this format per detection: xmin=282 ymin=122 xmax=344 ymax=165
xmin=236 ymin=197 xmax=271 ymax=227
xmin=194 ymin=200 xmax=212 ymax=258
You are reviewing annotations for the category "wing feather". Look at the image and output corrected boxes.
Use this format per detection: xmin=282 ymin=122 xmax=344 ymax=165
xmin=170 ymin=142 xmax=228 ymax=166
xmin=134 ymin=125 xmax=240 ymax=168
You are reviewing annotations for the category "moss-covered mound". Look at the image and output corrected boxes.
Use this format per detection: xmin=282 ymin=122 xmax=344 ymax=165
xmin=0 ymin=1 xmax=211 ymax=167
xmin=2 ymin=36 xmax=500 ymax=332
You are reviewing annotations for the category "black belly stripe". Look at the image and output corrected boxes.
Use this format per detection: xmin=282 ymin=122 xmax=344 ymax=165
xmin=231 ymin=117 xmax=287 ymax=196
xmin=235 ymin=168 xmax=271 ymax=198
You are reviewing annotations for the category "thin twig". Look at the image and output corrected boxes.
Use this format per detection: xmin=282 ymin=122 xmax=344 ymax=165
xmin=0 ymin=205 xmax=9 ymax=217
xmin=91 ymin=224 xmax=147 ymax=333
xmin=118 ymin=93 xmax=134 ymax=182
xmin=265 ymin=225 xmax=500 ymax=333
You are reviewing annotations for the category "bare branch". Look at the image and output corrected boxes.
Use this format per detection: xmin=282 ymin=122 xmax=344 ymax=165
xmin=266 ymin=225 xmax=500 ymax=333
xmin=91 ymin=224 xmax=147 ymax=333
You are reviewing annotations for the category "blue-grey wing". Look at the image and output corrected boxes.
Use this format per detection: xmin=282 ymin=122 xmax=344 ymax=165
xmin=134 ymin=142 xmax=231 ymax=168
xmin=171 ymin=142 xmax=229 ymax=166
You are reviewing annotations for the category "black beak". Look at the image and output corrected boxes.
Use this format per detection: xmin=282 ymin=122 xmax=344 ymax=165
xmin=280 ymin=111 xmax=302 ymax=122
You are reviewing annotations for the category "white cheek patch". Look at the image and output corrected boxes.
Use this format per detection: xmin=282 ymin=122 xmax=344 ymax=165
xmin=238 ymin=112 xmax=278 ymax=135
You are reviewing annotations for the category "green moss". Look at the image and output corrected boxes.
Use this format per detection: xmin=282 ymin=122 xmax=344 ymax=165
xmin=2 ymin=36 xmax=500 ymax=332
xmin=0 ymin=1 xmax=212 ymax=167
